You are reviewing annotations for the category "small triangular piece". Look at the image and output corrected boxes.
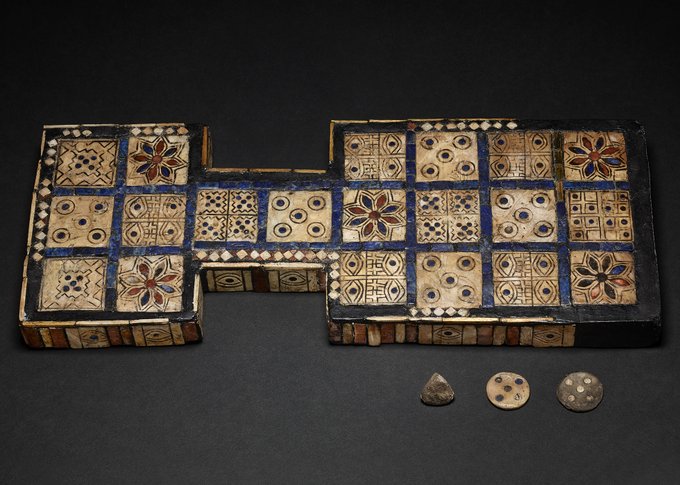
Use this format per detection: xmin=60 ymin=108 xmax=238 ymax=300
xmin=420 ymin=373 xmax=454 ymax=406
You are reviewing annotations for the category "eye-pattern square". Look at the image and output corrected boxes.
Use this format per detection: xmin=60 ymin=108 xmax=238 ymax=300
xmin=416 ymin=252 xmax=482 ymax=309
xmin=492 ymin=252 xmax=559 ymax=306
xmin=122 ymin=194 xmax=186 ymax=247
xmin=415 ymin=132 xmax=478 ymax=182
xmin=47 ymin=196 xmax=114 ymax=248
xmin=266 ymin=191 xmax=332 ymax=242
xmin=491 ymin=189 xmax=557 ymax=242
xmin=339 ymin=251 xmax=407 ymax=305
xmin=344 ymin=132 xmax=406 ymax=181
xmin=488 ymin=131 xmax=553 ymax=179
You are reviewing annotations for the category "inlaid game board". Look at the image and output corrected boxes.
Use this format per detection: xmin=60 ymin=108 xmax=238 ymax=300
xmin=18 ymin=120 xmax=661 ymax=349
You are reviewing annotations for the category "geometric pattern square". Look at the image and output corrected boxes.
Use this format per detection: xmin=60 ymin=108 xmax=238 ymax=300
xmin=338 ymin=251 xmax=407 ymax=305
xmin=488 ymin=131 xmax=553 ymax=179
xmin=491 ymin=189 xmax=557 ymax=242
xmin=344 ymin=132 xmax=406 ymax=181
xmin=415 ymin=132 xmax=478 ymax=182
xmin=416 ymin=252 xmax=482 ymax=309
xmin=266 ymin=190 xmax=332 ymax=242
xmin=39 ymin=257 xmax=107 ymax=311
xmin=566 ymin=190 xmax=633 ymax=241
xmin=121 ymin=194 xmax=186 ymax=246
xmin=194 ymin=189 xmax=258 ymax=242
xmin=415 ymin=190 xmax=480 ymax=243
xmin=55 ymin=139 xmax=118 ymax=187
xmin=570 ymin=251 xmax=636 ymax=305
xmin=492 ymin=252 xmax=559 ymax=306
xmin=46 ymin=196 xmax=114 ymax=248
xmin=126 ymin=136 xmax=189 ymax=186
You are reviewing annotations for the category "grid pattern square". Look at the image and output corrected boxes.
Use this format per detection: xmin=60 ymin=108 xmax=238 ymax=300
xmin=195 ymin=189 xmax=258 ymax=242
xmin=415 ymin=190 xmax=480 ymax=243
xmin=567 ymin=190 xmax=633 ymax=241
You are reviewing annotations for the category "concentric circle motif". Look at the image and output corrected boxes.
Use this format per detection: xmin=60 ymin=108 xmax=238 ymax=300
xmin=87 ymin=229 xmax=106 ymax=244
xmin=307 ymin=196 xmax=326 ymax=211
xmin=495 ymin=193 xmax=514 ymax=209
xmin=532 ymin=193 xmax=550 ymax=208
xmin=486 ymin=372 xmax=530 ymax=410
xmin=441 ymin=272 xmax=457 ymax=288
xmin=271 ymin=196 xmax=290 ymax=211
xmin=56 ymin=199 xmax=75 ymax=215
xmin=513 ymin=208 xmax=533 ymax=223
xmin=421 ymin=163 xmax=439 ymax=178
xmin=90 ymin=201 xmax=109 ymax=214
xmin=422 ymin=287 xmax=441 ymax=304
xmin=456 ymin=255 xmax=476 ymax=271
xmin=307 ymin=222 xmax=326 ymax=238
xmin=498 ymin=222 xmax=519 ymax=238
xmin=51 ymin=228 xmax=70 ymax=243
xmin=289 ymin=209 xmax=308 ymax=224
xmin=453 ymin=135 xmax=472 ymax=149
xmin=533 ymin=221 xmax=554 ymax=238
xmin=422 ymin=255 xmax=442 ymax=272
xmin=458 ymin=285 xmax=476 ymax=303
xmin=456 ymin=160 xmax=475 ymax=176
xmin=557 ymin=372 xmax=603 ymax=412
xmin=273 ymin=223 xmax=292 ymax=238
xmin=420 ymin=136 xmax=437 ymax=150
xmin=436 ymin=149 xmax=454 ymax=163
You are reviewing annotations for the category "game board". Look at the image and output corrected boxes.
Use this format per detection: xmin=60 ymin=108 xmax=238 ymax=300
xmin=18 ymin=120 xmax=661 ymax=348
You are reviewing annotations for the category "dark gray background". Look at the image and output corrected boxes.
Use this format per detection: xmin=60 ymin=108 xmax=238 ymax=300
xmin=1 ymin=2 xmax=678 ymax=484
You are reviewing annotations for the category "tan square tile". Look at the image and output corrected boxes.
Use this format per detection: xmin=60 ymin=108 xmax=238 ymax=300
xmin=117 ymin=255 xmax=184 ymax=312
xmin=126 ymin=135 xmax=189 ymax=185
xmin=338 ymin=251 xmax=406 ymax=305
xmin=344 ymin=133 xmax=406 ymax=180
xmin=491 ymin=189 xmax=557 ymax=242
xmin=122 ymin=194 xmax=186 ymax=246
xmin=416 ymin=190 xmax=480 ymax=243
xmin=39 ymin=257 xmax=107 ymax=311
xmin=415 ymin=132 xmax=478 ymax=182
xmin=416 ymin=252 xmax=482 ymax=309
xmin=47 ymin=196 xmax=114 ymax=248
xmin=342 ymin=189 xmax=406 ymax=242
xmin=55 ymin=139 xmax=118 ymax=187
xmin=488 ymin=131 xmax=553 ymax=179
xmin=563 ymin=131 xmax=627 ymax=181
xmin=194 ymin=189 xmax=258 ymax=242
xmin=570 ymin=251 xmax=636 ymax=305
xmin=492 ymin=252 xmax=559 ymax=306
xmin=567 ymin=190 xmax=633 ymax=241
xmin=266 ymin=191 xmax=332 ymax=242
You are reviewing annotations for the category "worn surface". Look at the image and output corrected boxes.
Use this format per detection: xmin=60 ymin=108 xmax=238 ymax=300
xmin=557 ymin=371 xmax=604 ymax=412
xmin=18 ymin=120 xmax=661 ymax=348
xmin=420 ymin=373 xmax=455 ymax=406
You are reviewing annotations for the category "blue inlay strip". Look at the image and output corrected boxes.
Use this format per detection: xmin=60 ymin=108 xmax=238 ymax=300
xmin=562 ymin=181 xmax=630 ymax=191
xmin=558 ymin=245 xmax=571 ymax=305
xmin=331 ymin=187 xmax=344 ymax=245
xmin=256 ymin=189 xmax=269 ymax=243
xmin=477 ymin=133 xmax=494 ymax=308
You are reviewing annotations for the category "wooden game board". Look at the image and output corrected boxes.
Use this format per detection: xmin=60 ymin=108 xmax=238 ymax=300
xmin=18 ymin=120 xmax=661 ymax=349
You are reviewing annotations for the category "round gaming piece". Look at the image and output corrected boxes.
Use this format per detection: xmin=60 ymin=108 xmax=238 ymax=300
xmin=557 ymin=372 xmax=604 ymax=412
xmin=486 ymin=372 xmax=530 ymax=410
